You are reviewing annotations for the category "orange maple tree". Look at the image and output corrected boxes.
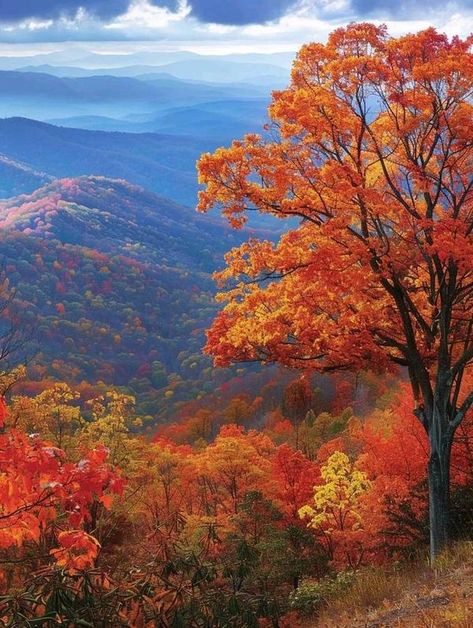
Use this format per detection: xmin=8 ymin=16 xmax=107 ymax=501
xmin=198 ymin=24 xmax=473 ymax=561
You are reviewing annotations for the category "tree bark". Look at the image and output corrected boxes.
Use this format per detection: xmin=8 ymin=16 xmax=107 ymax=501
xmin=427 ymin=422 xmax=452 ymax=563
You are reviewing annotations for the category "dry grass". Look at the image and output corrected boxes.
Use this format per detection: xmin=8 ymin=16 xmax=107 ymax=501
xmin=312 ymin=542 xmax=473 ymax=627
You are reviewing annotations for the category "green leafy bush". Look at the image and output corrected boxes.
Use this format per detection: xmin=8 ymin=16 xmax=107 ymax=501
xmin=289 ymin=571 xmax=355 ymax=615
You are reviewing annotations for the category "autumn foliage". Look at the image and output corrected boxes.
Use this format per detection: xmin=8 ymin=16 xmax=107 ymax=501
xmin=198 ymin=23 xmax=473 ymax=560
xmin=1 ymin=21 xmax=473 ymax=626
xmin=1 ymin=361 xmax=473 ymax=624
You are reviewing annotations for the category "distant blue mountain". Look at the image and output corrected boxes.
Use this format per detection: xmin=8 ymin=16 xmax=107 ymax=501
xmin=0 ymin=115 xmax=284 ymax=232
xmin=0 ymin=117 xmax=211 ymax=206
xmin=0 ymin=154 xmax=53 ymax=198
xmin=47 ymin=98 xmax=269 ymax=139
xmin=0 ymin=70 xmax=267 ymax=120
xmin=138 ymin=59 xmax=289 ymax=85
xmin=16 ymin=61 xmax=289 ymax=87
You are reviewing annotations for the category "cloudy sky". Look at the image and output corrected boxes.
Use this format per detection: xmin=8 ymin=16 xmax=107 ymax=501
xmin=0 ymin=0 xmax=471 ymax=54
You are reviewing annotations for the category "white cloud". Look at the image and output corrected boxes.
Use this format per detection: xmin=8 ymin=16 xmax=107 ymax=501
xmin=105 ymin=0 xmax=191 ymax=32
xmin=441 ymin=12 xmax=473 ymax=38
xmin=2 ymin=18 xmax=54 ymax=32
xmin=0 ymin=0 xmax=472 ymax=54
xmin=204 ymin=23 xmax=237 ymax=35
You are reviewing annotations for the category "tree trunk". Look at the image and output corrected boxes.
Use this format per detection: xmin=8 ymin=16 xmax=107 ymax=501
xmin=427 ymin=428 xmax=452 ymax=564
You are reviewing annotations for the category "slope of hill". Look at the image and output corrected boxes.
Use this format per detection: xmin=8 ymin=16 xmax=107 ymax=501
xmin=0 ymin=154 xmax=52 ymax=198
xmin=0 ymin=115 xmax=276 ymax=206
xmin=0 ymin=175 xmax=237 ymax=270
xmin=315 ymin=544 xmax=473 ymax=627
xmin=145 ymin=98 xmax=269 ymax=138
xmin=0 ymin=176 xmax=260 ymax=418
xmin=44 ymin=114 xmax=134 ymax=133
xmin=0 ymin=117 xmax=212 ymax=206
xmin=47 ymin=98 xmax=269 ymax=138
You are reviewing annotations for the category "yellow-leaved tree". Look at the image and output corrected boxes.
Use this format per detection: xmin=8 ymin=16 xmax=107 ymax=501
xmin=299 ymin=451 xmax=371 ymax=568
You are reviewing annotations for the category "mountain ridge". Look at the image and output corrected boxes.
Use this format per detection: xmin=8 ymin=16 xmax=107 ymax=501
xmin=0 ymin=175 xmax=263 ymax=417
xmin=0 ymin=154 xmax=53 ymax=198
xmin=0 ymin=117 xmax=209 ymax=205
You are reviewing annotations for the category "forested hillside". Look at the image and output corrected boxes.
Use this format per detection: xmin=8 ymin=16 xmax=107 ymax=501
xmin=0 ymin=176 xmax=270 ymax=419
